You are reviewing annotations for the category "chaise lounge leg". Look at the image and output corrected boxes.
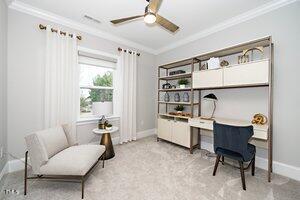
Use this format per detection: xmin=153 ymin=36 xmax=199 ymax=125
xmin=239 ymin=161 xmax=246 ymax=190
xmin=213 ymin=155 xmax=221 ymax=176
xmin=102 ymin=153 xmax=105 ymax=168
xmin=24 ymin=151 xmax=28 ymax=195
xmin=81 ymin=177 xmax=85 ymax=199
xmin=221 ymin=156 xmax=224 ymax=165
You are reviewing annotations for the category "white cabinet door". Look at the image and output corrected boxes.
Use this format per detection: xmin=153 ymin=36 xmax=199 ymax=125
xmin=193 ymin=69 xmax=223 ymax=88
xmin=172 ymin=121 xmax=190 ymax=148
xmin=224 ymin=60 xmax=269 ymax=86
xmin=157 ymin=118 xmax=172 ymax=141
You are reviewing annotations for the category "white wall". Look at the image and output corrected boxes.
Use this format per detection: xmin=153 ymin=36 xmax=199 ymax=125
xmin=0 ymin=0 xmax=8 ymax=173
xmin=156 ymin=2 xmax=300 ymax=167
xmin=7 ymin=9 xmax=156 ymax=159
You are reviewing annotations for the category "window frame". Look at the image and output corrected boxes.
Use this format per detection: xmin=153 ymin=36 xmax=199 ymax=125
xmin=77 ymin=47 xmax=119 ymax=123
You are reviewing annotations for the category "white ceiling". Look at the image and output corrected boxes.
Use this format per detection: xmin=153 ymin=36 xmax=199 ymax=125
xmin=10 ymin=0 xmax=291 ymax=54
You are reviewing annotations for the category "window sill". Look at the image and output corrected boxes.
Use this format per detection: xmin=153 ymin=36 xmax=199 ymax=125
xmin=77 ymin=116 xmax=120 ymax=126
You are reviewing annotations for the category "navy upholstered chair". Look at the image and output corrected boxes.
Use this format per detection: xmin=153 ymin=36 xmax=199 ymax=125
xmin=212 ymin=122 xmax=256 ymax=190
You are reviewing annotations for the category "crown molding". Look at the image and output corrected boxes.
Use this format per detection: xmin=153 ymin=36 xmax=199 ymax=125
xmin=7 ymin=0 xmax=298 ymax=55
xmin=156 ymin=0 xmax=298 ymax=54
xmin=8 ymin=1 xmax=157 ymax=55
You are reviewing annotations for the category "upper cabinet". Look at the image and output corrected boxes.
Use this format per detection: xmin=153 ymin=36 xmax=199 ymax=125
xmin=193 ymin=68 xmax=223 ymax=88
xmin=192 ymin=59 xmax=269 ymax=89
xmin=223 ymin=59 xmax=269 ymax=86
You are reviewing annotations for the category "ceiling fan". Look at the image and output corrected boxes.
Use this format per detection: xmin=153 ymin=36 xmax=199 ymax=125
xmin=110 ymin=0 xmax=179 ymax=33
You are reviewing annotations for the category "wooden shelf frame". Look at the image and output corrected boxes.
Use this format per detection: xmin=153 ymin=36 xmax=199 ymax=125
xmin=158 ymin=101 xmax=199 ymax=105
xmin=159 ymin=73 xmax=192 ymax=80
xmin=158 ymin=113 xmax=190 ymax=120
xmin=159 ymin=88 xmax=192 ymax=92
xmin=157 ymin=36 xmax=273 ymax=183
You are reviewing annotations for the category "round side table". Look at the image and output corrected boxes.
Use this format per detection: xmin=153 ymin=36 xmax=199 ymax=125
xmin=93 ymin=127 xmax=118 ymax=160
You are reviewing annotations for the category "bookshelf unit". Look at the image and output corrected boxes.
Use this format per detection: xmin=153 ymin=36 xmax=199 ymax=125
xmin=157 ymin=58 xmax=200 ymax=151
xmin=157 ymin=36 xmax=273 ymax=182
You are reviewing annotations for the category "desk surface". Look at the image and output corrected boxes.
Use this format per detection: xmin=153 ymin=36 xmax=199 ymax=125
xmin=188 ymin=117 xmax=268 ymax=140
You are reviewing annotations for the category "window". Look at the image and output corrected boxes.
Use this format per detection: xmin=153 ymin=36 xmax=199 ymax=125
xmin=79 ymin=54 xmax=117 ymax=118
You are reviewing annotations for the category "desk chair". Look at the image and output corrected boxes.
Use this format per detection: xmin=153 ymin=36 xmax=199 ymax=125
xmin=212 ymin=122 xmax=256 ymax=190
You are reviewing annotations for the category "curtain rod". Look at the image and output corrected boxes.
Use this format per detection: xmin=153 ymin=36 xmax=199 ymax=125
xmin=118 ymin=47 xmax=140 ymax=56
xmin=39 ymin=24 xmax=82 ymax=41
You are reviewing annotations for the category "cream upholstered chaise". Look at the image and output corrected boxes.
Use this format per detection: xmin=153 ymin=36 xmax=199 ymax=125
xmin=24 ymin=125 xmax=106 ymax=199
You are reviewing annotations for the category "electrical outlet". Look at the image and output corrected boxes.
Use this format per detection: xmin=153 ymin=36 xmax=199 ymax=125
xmin=140 ymin=120 xmax=144 ymax=126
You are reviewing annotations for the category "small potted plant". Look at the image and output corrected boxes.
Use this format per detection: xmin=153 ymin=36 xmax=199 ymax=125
xmin=174 ymin=105 xmax=184 ymax=114
xmin=178 ymin=79 xmax=189 ymax=89
xmin=105 ymin=123 xmax=113 ymax=131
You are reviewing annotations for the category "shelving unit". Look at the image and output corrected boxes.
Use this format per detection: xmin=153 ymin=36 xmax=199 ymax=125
xmin=157 ymin=58 xmax=200 ymax=151
xmin=157 ymin=36 xmax=273 ymax=182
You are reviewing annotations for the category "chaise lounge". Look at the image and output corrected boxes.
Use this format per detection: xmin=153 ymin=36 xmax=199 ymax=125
xmin=24 ymin=125 xmax=106 ymax=199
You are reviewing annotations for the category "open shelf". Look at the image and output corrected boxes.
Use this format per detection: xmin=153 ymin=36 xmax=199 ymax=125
xmin=158 ymin=113 xmax=190 ymax=120
xmin=159 ymin=73 xmax=192 ymax=80
xmin=159 ymin=59 xmax=194 ymax=69
xmin=158 ymin=101 xmax=198 ymax=105
xmin=194 ymin=83 xmax=269 ymax=90
xmin=159 ymin=88 xmax=191 ymax=92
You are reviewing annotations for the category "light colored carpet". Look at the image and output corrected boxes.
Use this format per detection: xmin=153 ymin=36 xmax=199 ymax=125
xmin=1 ymin=136 xmax=300 ymax=200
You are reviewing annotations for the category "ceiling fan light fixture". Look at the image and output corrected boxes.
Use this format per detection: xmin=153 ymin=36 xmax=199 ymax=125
xmin=144 ymin=12 xmax=156 ymax=24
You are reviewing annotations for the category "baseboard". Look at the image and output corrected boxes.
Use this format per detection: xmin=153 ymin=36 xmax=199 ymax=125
xmin=201 ymin=141 xmax=300 ymax=181
xmin=7 ymin=128 xmax=157 ymax=173
xmin=137 ymin=128 xmax=157 ymax=139
xmin=112 ymin=128 xmax=156 ymax=145
xmin=8 ymin=158 xmax=25 ymax=173
xmin=0 ymin=162 xmax=9 ymax=183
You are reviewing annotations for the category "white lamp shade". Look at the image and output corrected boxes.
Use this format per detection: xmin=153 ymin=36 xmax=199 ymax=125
xmin=92 ymin=102 xmax=113 ymax=116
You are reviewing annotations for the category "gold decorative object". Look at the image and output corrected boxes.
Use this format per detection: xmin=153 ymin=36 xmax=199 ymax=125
xmin=251 ymin=113 xmax=267 ymax=125
xmin=200 ymin=63 xmax=208 ymax=70
xmin=169 ymin=112 xmax=191 ymax=117
xmin=220 ymin=60 xmax=229 ymax=67
xmin=238 ymin=46 xmax=264 ymax=64
xmin=238 ymin=54 xmax=249 ymax=64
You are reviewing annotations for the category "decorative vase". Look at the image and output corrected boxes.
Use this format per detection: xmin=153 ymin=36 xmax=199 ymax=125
xmin=183 ymin=92 xmax=189 ymax=102
xmin=106 ymin=127 xmax=112 ymax=131
xmin=174 ymin=93 xmax=180 ymax=102
xmin=179 ymin=84 xmax=185 ymax=89
xmin=164 ymin=92 xmax=170 ymax=102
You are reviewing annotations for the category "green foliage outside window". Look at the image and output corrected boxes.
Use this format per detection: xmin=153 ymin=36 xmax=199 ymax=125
xmin=89 ymin=72 xmax=113 ymax=102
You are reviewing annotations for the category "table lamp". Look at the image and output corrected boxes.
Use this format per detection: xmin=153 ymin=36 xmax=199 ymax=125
xmin=201 ymin=93 xmax=218 ymax=120
xmin=92 ymin=101 xmax=113 ymax=129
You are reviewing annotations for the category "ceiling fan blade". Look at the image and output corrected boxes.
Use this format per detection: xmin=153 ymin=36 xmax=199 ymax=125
xmin=111 ymin=15 xmax=143 ymax=24
xmin=148 ymin=0 xmax=162 ymax=13
xmin=156 ymin=14 xmax=179 ymax=33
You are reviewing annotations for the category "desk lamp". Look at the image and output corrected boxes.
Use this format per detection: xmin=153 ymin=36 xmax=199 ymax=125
xmin=202 ymin=93 xmax=218 ymax=119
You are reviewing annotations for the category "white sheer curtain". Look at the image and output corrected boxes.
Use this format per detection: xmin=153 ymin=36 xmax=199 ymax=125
xmin=43 ymin=25 xmax=79 ymax=141
xmin=116 ymin=50 xmax=137 ymax=144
